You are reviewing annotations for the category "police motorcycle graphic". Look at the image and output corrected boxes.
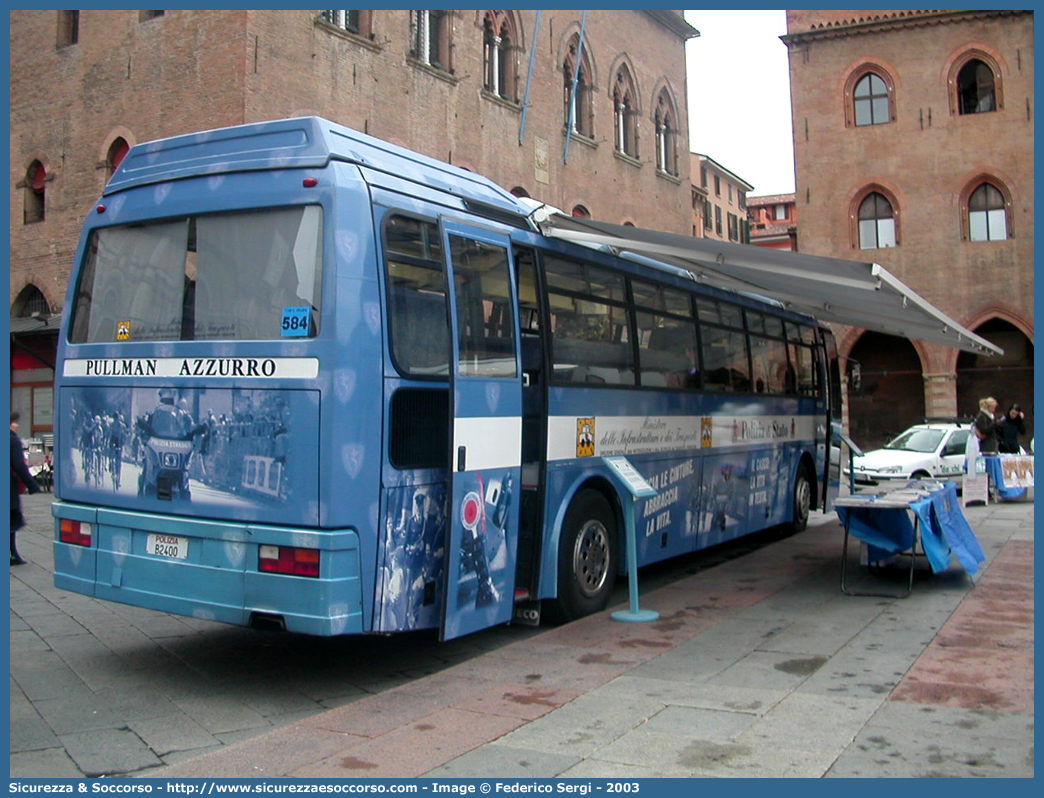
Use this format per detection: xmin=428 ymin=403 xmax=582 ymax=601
xmin=135 ymin=388 xmax=205 ymax=500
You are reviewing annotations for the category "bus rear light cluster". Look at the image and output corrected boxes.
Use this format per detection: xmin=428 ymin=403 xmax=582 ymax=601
xmin=59 ymin=519 xmax=93 ymax=547
xmin=258 ymin=545 xmax=320 ymax=577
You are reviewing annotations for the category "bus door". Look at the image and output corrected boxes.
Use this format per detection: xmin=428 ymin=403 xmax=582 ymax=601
xmin=439 ymin=221 xmax=524 ymax=641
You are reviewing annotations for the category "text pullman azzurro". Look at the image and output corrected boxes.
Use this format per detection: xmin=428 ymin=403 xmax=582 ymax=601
xmin=82 ymin=358 xmax=279 ymax=377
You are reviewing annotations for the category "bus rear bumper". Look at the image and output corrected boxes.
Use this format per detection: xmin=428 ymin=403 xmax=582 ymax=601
xmin=52 ymin=501 xmax=364 ymax=637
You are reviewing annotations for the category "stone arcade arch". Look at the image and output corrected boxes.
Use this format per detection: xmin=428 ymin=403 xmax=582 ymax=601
xmin=956 ymin=318 xmax=1034 ymax=444
xmin=846 ymin=331 xmax=926 ymax=449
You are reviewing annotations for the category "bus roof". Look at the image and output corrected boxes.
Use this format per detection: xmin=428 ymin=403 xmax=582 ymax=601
xmin=104 ymin=116 xmax=531 ymax=222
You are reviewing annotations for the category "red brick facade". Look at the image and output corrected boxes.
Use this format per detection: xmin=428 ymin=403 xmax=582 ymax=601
xmin=10 ymin=10 xmax=695 ymax=315
xmin=784 ymin=10 xmax=1034 ymax=447
xmin=9 ymin=10 xmax=695 ymax=437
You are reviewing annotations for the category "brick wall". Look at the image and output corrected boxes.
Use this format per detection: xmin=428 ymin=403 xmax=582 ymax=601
xmin=785 ymin=10 xmax=1034 ymax=445
xmin=10 ymin=10 xmax=695 ymax=315
xmin=786 ymin=10 xmax=1033 ymax=362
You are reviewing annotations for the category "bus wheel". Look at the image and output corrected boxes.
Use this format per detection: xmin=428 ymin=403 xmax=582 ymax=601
xmin=788 ymin=466 xmax=812 ymax=533
xmin=547 ymin=489 xmax=617 ymax=623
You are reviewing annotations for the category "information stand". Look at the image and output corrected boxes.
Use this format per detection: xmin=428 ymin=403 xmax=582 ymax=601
xmin=603 ymin=456 xmax=660 ymax=623
xmin=835 ymin=481 xmax=983 ymax=598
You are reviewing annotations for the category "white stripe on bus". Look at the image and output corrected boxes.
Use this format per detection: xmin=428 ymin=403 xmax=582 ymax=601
xmin=453 ymin=416 xmax=522 ymax=471
xmin=547 ymin=414 xmax=818 ymax=462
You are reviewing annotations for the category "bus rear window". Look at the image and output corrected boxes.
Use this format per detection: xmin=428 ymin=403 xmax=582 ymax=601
xmin=69 ymin=206 xmax=323 ymax=343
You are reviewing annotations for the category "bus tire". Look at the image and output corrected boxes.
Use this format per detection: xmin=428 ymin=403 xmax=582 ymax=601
xmin=788 ymin=465 xmax=812 ymax=533
xmin=546 ymin=489 xmax=617 ymax=624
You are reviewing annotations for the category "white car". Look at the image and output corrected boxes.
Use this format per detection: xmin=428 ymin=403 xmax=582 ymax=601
xmin=846 ymin=422 xmax=971 ymax=485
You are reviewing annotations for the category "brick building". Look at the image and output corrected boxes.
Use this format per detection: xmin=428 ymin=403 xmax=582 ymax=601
xmin=783 ymin=10 xmax=1034 ymax=448
xmin=747 ymin=193 xmax=797 ymax=250
xmin=9 ymin=9 xmax=697 ymax=439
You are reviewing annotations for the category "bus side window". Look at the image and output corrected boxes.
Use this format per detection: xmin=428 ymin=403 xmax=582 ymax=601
xmin=750 ymin=334 xmax=787 ymax=394
xmin=701 ymin=325 xmax=748 ymax=392
xmin=642 ymin=319 xmax=696 ymax=389
xmin=544 ymin=256 xmax=634 ymax=386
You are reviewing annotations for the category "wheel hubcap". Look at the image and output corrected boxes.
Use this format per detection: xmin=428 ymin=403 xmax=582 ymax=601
xmin=573 ymin=520 xmax=610 ymax=598
xmin=796 ymin=477 xmax=810 ymax=521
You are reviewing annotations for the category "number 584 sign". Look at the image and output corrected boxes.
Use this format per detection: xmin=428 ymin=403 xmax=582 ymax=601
xmin=281 ymin=306 xmax=311 ymax=337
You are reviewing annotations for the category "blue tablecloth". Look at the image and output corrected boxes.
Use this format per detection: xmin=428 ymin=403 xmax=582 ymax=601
xmin=836 ymin=482 xmax=985 ymax=575
xmin=982 ymin=455 xmax=1029 ymax=500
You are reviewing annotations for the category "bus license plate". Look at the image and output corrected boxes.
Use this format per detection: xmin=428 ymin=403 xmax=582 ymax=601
xmin=147 ymin=533 xmax=188 ymax=560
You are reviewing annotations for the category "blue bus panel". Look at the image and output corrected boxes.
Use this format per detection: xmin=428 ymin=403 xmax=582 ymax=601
xmin=51 ymin=116 xmax=842 ymax=640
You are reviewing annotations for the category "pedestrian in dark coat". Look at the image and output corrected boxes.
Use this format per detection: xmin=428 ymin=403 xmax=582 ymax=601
xmin=11 ymin=412 xmax=40 ymax=565
xmin=998 ymin=404 xmax=1028 ymax=454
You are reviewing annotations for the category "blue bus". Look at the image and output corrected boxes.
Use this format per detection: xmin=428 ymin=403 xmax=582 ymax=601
xmin=52 ymin=117 xmax=843 ymax=641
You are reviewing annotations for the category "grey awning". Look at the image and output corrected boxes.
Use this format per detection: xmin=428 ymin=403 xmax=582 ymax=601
xmin=535 ymin=213 xmax=1000 ymax=356
xmin=10 ymin=313 xmax=62 ymax=335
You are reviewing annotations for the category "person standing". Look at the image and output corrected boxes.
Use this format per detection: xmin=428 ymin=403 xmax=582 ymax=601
xmin=973 ymin=396 xmax=1001 ymax=456
xmin=998 ymin=403 xmax=1028 ymax=454
xmin=10 ymin=411 xmax=40 ymax=565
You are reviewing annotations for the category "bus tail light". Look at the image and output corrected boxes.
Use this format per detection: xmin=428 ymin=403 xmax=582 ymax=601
xmin=258 ymin=545 xmax=320 ymax=577
xmin=59 ymin=519 xmax=93 ymax=547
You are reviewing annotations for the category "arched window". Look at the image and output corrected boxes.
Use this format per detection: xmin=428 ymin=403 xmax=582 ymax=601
xmin=958 ymin=58 xmax=996 ymax=115
xmin=563 ymin=34 xmax=593 ymax=138
xmin=106 ymin=138 xmax=130 ymax=179
xmin=654 ymin=90 xmax=679 ymax=176
xmin=857 ymin=192 xmax=896 ymax=249
xmin=23 ymin=161 xmax=46 ymax=224
xmin=410 ymin=10 xmax=450 ymax=71
xmin=968 ymin=182 xmax=1008 ymax=241
xmin=13 ymin=284 xmax=51 ymax=318
xmin=612 ymin=65 xmax=639 ymax=158
xmin=509 ymin=186 xmax=530 ymax=198
xmin=853 ymin=72 xmax=890 ymax=126
xmin=571 ymin=205 xmax=590 ymax=219
xmin=483 ymin=12 xmax=517 ymax=101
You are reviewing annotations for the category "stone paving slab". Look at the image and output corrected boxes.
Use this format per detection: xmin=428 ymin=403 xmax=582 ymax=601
xmin=61 ymin=727 xmax=163 ymax=777
xmin=835 ymin=722 xmax=1035 ymax=778
xmin=127 ymin=714 xmax=221 ymax=758
xmin=9 ymin=748 xmax=84 ymax=779
xmin=290 ymin=708 xmax=525 ymax=778
xmin=867 ymin=701 xmax=1035 ymax=741
xmin=476 ymin=691 xmax=665 ymax=758
xmin=735 ymin=692 xmax=882 ymax=753
xmin=426 ymin=744 xmax=582 ymax=778
xmin=642 ymin=704 xmax=761 ymax=740
xmin=590 ymin=675 xmax=789 ymax=717
xmin=706 ymin=650 xmax=830 ymax=691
